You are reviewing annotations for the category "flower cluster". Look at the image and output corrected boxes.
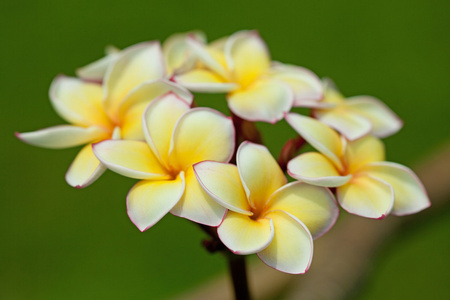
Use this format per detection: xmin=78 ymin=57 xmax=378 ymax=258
xmin=17 ymin=30 xmax=430 ymax=274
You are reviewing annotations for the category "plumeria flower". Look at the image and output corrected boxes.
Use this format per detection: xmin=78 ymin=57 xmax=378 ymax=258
xmin=17 ymin=42 xmax=192 ymax=188
xmin=92 ymin=93 xmax=235 ymax=230
xmin=175 ymin=30 xmax=323 ymax=123
xmin=194 ymin=142 xmax=339 ymax=274
xmin=286 ymin=113 xmax=430 ymax=219
xmin=310 ymin=79 xmax=403 ymax=141
xmin=77 ymin=31 xmax=206 ymax=81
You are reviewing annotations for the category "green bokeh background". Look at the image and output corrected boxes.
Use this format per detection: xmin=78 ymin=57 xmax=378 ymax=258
xmin=1 ymin=0 xmax=449 ymax=299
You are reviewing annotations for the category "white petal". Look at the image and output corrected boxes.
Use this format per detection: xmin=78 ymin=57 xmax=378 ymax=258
xmin=287 ymin=152 xmax=352 ymax=187
xmin=269 ymin=63 xmax=323 ymax=104
xmin=17 ymin=125 xmax=107 ymax=149
xmin=314 ymin=109 xmax=373 ymax=141
xmin=76 ymin=46 xmax=120 ymax=81
xmin=127 ymin=173 xmax=185 ymax=232
xmin=162 ymin=30 xmax=206 ymax=75
xmin=258 ymin=210 xmax=313 ymax=274
xmin=193 ymin=161 xmax=252 ymax=215
xmin=103 ymin=42 xmax=166 ymax=120
xmin=66 ymin=143 xmax=106 ymax=188
xmin=237 ymin=142 xmax=287 ymax=209
xmin=285 ymin=113 xmax=344 ymax=171
xmin=142 ymin=93 xmax=191 ymax=168
xmin=92 ymin=140 xmax=170 ymax=180
xmin=345 ymin=96 xmax=403 ymax=138
xmin=186 ymin=36 xmax=229 ymax=79
xmin=169 ymin=108 xmax=235 ymax=171
xmin=227 ymin=78 xmax=293 ymax=123
xmin=344 ymin=135 xmax=385 ymax=174
xmin=174 ymin=69 xmax=238 ymax=93
xmin=218 ymin=211 xmax=274 ymax=255
xmin=363 ymin=162 xmax=430 ymax=215
xmin=337 ymin=174 xmax=394 ymax=219
xmin=224 ymin=30 xmax=271 ymax=88
xmin=266 ymin=182 xmax=339 ymax=239
xmin=118 ymin=79 xmax=193 ymax=120
xmin=49 ymin=76 xmax=111 ymax=128
xmin=170 ymin=166 xmax=226 ymax=226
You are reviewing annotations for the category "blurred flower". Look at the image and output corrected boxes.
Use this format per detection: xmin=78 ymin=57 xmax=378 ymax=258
xmin=286 ymin=114 xmax=430 ymax=218
xmin=175 ymin=30 xmax=322 ymax=123
xmin=310 ymin=79 xmax=403 ymax=141
xmin=17 ymin=42 xmax=191 ymax=188
xmin=93 ymin=93 xmax=235 ymax=231
xmin=76 ymin=31 xmax=206 ymax=81
xmin=194 ymin=142 xmax=338 ymax=274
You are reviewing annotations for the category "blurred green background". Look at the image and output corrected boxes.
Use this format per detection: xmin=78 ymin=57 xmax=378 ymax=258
xmin=1 ymin=0 xmax=449 ymax=299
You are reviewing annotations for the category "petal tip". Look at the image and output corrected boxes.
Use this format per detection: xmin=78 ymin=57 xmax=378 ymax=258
xmin=14 ymin=131 xmax=22 ymax=140
xmin=376 ymin=213 xmax=387 ymax=220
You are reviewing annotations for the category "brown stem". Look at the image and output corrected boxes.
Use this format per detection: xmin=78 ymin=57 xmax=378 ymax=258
xmin=278 ymin=135 xmax=306 ymax=172
xmin=227 ymin=255 xmax=251 ymax=300
xmin=231 ymin=113 xmax=263 ymax=144
xmin=199 ymin=224 xmax=252 ymax=300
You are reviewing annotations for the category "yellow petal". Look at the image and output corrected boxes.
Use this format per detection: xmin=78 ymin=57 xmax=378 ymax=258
xmin=193 ymin=161 xmax=252 ymax=215
xmin=258 ymin=210 xmax=313 ymax=274
xmin=17 ymin=125 xmax=107 ymax=149
xmin=287 ymin=152 xmax=352 ymax=187
xmin=170 ymin=166 xmax=226 ymax=226
xmin=104 ymin=42 xmax=166 ymax=120
xmin=225 ymin=30 xmax=270 ymax=87
xmin=344 ymin=135 xmax=385 ymax=174
xmin=227 ymin=78 xmax=293 ymax=123
xmin=92 ymin=140 xmax=170 ymax=180
xmin=175 ymin=69 xmax=238 ymax=93
xmin=65 ymin=143 xmax=106 ymax=188
xmin=237 ymin=142 xmax=286 ymax=210
xmin=127 ymin=173 xmax=185 ymax=232
xmin=50 ymin=76 xmax=111 ymax=128
xmin=143 ymin=93 xmax=190 ymax=168
xmin=315 ymin=108 xmax=373 ymax=141
xmin=169 ymin=108 xmax=234 ymax=171
xmin=266 ymin=182 xmax=338 ymax=239
xmin=345 ymin=96 xmax=403 ymax=138
xmin=218 ymin=211 xmax=274 ymax=255
xmin=286 ymin=113 xmax=344 ymax=171
xmin=337 ymin=174 xmax=394 ymax=219
xmin=362 ymin=162 xmax=430 ymax=215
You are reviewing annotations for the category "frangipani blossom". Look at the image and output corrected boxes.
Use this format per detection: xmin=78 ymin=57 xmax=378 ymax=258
xmin=194 ymin=142 xmax=338 ymax=274
xmin=93 ymin=93 xmax=235 ymax=231
xmin=286 ymin=114 xmax=430 ymax=219
xmin=17 ymin=42 xmax=192 ymax=188
xmin=77 ymin=31 xmax=206 ymax=81
xmin=175 ymin=30 xmax=323 ymax=123
xmin=310 ymin=80 xmax=403 ymax=141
